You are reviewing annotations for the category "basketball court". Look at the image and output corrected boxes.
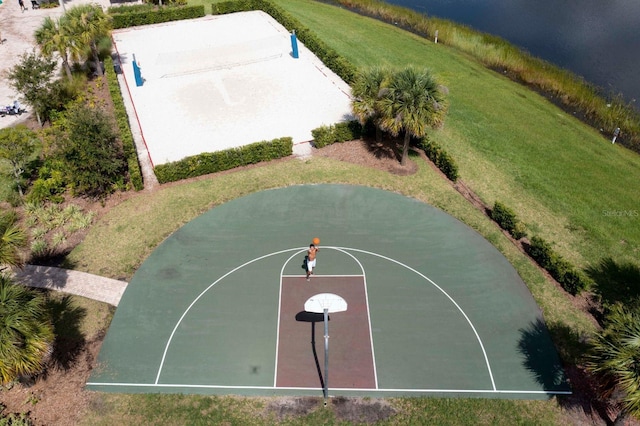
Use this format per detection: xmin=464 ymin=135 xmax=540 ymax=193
xmin=87 ymin=185 xmax=570 ymax=399
xmin=111 ymin=12 xmax=353 ymax=166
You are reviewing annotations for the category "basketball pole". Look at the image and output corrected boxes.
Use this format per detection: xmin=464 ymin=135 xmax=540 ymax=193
xmin=304 ymin=293 xmax=347 ymax=408
xmin=323 ymin=307 xmax=329 ymax=406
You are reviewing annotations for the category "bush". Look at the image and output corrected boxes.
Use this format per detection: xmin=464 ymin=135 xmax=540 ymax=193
xmin=212 ymin=0 xmax=357 ymax=84
xmin=110 ymin=5 xmax=205 ymax=29
xmin=154 ymin=137 xmax=293 ymax=183
xmin=58 ymin=105 xmax=126 ymax=197
xmin=104 ymin=56 xmax=144 ymax=191
xmin=418 ymin=138 xmax=459 ymax=182
xmin=108 ymin=4 xmax=156 ymax=14
xmin=311 ymin=121 xmax=362 ymax=148
xmin=490 ymin=201 xmax=527 ymax=240
xmin=26 ymin=163 xmax=66 ymax=205
xmin=526 ymin=236 xmax=591 ymax=295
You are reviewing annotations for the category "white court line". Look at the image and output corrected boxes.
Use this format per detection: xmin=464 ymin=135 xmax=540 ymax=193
xmin=86 ymin=381 xmax=571 ymax=395
xmin=329 ymin=248 xmax=379 ymax=390
xmin=155 ymin=247 xmax=301 ymax=385
xmin=344 ymin=247 xmax=498 ymax=391
xmin=281 ymin=274 xmax=364 ymax=278
xmin=156 ymin=246 xmax=502 ymax=391
xmin=274 ymin=250 xmax=308 ymax=387
xmin=275 ymin=249 xmax=379 ymax=390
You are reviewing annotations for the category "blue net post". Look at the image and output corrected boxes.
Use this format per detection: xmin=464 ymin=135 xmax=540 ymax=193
xmin=132 ymin=54 xmax=143 ymax=87
xmin=290 ymin=31 xmax=299 ymax=59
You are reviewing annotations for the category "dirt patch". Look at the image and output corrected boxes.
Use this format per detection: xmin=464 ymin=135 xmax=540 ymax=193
xmin=331 ymin=396 xmax=397 ymax=424
xmin=265 ymin=396 xmax=396 ymax=424
xmin=266 ymin=396 xmax=321 ymax=420
xmin=315 ymin=138 xmax=418 ymax=176
xmin=0 ymin=337 xmax=102 ymax=426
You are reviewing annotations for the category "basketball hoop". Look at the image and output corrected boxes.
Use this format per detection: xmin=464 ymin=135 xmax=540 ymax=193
xmin=304 ymin=293 xmax=347 ymax=406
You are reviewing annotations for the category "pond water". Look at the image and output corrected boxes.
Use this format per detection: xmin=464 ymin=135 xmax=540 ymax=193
xmin=385 ymin=0 xmax=640 ymax=106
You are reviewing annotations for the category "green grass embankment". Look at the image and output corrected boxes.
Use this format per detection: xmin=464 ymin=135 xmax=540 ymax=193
xmin=275 ymin=0 xmax=640 ymax=272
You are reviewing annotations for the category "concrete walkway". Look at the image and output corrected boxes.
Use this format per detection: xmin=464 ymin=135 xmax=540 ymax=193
xmin=13 ymin=265 xmax=128 ymax=306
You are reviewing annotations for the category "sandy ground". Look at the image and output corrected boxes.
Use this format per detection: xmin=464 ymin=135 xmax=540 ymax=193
xmin=0 ymin=0 xmax=115 ymax=129
xmin=112 ymin=12 xmax=352 ymax=165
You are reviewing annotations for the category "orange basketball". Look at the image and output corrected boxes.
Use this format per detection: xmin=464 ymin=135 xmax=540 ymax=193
xmin=312 ymin=237 xmax=320 ymax=245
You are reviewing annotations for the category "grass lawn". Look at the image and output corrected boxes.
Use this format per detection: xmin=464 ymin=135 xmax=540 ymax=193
xmin=63 ymin=0 xmax=639 ymax=423
xmin=274 ymin=0 xmax=640 ymax=271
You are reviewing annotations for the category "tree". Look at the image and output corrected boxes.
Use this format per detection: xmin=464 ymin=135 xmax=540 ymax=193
xmin=0 ymin=275 xmax=54 ymax=385
xmin=66 ymin=5 xmax=112 ymax=76
xmin=377 ymin=67 xmax=447 ymax=165
xmin=586 ymin=304 xmax=640 ymax=425
xmin=7 ymin=51 xmax=57 ymax=126
xmin=35 ymin=16 xmax=81 ymax=81
xmin=59 ymin=105 xmax=126 ymax=197
xmin=0 ymin=211 xmax=26 ymax=271
xmin=351 ymin=67 xmax=389 ymax=143
xmin=0 ymin=126 xmax=40 ymax=197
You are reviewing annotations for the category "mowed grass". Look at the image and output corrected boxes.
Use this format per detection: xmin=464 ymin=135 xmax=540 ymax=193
xmin=70 ymin=0 xmax=640 ymax=423
xmin=81 ymin=393 xmax=566 ymax=425
xmin=275 ymin=0 xmax=640 ymax=270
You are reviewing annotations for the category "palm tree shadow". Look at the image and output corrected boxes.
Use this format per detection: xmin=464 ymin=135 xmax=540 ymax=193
xmin=587 ymin=257 xmax=640 ymax=320
xmin=361 ymin=134 xmax=401 ymax=162
xmin=45 ymin=295 xmax=87 ymax=371
xmin=518 ymin=319 xmax=570 ymax=391
xmin=519 ymin=319 xmax=613 ymax=424
xmin=296 ymin=311 xmax=329 ymax=391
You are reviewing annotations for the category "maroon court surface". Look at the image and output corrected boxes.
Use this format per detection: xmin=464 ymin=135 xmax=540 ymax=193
xmin=276 ymin=276 xmax=376 ymax=389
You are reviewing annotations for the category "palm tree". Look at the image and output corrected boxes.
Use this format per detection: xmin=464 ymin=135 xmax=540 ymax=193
xmin=351 ymin=67 xmax=389 ymax=143
xmin=377 ymin=67 xmax=446 ymax=165
xmin=0 ymin=275 xmax=54 ymax=385
xmin=66 ymin=5 xmax=112 ymax=76
xmin=586 ymin=304 xmax=640 ymax=425
xmin=35 ymin=16 xmax=81 ymax=81
xmin=0 ymin=211 xmax=26 ymax=271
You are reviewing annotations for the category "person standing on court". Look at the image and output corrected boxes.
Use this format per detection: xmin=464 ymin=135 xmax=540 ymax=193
xmin=18 ymin=0 xmax=26 ymax=12
xmin=306 ymin=243 xmax=319 ymax=281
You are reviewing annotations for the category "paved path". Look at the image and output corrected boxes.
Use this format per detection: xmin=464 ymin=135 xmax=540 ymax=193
xmin=13 ymin=265 xmax=128 ymax=306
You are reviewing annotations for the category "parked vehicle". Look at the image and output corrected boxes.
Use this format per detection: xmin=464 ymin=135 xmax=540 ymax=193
xmin=0 ymin=101 xmax=27 ymax=117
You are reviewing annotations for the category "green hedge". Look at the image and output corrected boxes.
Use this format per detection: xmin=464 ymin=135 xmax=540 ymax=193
xmin=311 ymin=121 xmax=362 ymax=148
xmin=104 ymin=56 xmax=144 ymax=191
xmin=525 ymin=236 xmax=592 ymax=295
xmin=490 ymin=201 xmax=527 ymax=240
xmin=110 ymin=5 xmax=205 ymax=29
xmin=154 ymin=137 xmax=293 ymax=183
xmin=418 ymin=138 xmax=459 ymax=182
xmin=108 ymin=4 xmax=156 ymax=14
xmin=212 ymin=0 xmax=357 ymax=84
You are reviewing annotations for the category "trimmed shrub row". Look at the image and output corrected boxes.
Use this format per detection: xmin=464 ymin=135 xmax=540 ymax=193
xmin=107 ymin=4 xmax=156 ymax=14
xmin=526 ymin=236 xmax=592 ymax=295
xmin=490 ymin=201 xmax=527 ymax=240
xmin=110 ymin=5 xmax=205 ymax=29
xmin=417 ymin=138 xmax=459 ymax=182
xmin=154 ymin=137 xmax=293 ymax=183
xmin=104 ymin=56 xmax=144 ymax=191
xmin=311 ymin=121 xmax=363 ymax=148
xmin=212 ymin=0 xmax=357 ymax=84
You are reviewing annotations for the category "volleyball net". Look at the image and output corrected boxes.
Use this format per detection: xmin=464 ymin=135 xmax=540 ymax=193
xmin=156 ymin=35 xmax=289 ymax=79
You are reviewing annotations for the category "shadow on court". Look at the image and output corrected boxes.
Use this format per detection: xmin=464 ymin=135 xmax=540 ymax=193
xmin=295 ymin=311 xmax=328 ymax=390
xmin=276 ymin=277 xmax=375 ymax=389
xmin=518 ymin=319 xmax=571 ymax=391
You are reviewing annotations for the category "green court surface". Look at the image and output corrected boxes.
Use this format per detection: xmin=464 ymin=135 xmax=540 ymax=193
xmin=87 ymin=184 xmax=570 ymax=398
